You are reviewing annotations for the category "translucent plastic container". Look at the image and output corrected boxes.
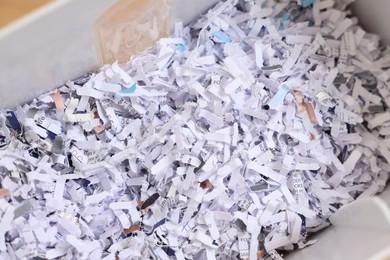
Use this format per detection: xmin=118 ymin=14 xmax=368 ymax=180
xmin=94 ymin=0 xmax=171 ymax=64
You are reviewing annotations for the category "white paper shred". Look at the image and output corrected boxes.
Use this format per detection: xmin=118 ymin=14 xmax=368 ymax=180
xmin=0 ymin=0 xmax=390 ymax=259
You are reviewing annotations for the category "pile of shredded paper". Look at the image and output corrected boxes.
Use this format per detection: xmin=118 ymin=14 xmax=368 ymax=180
xmin=1 ymin=0 xmax=390 ymax=259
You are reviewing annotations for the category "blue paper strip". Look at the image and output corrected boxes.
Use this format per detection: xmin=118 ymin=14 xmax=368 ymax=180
xmin=47 ymin=130 xmax=57 ymax=140
xmin=280 ymin=13 xmax=290 ymax=28
xmin=164 ymin=247 xmax=175 ymax=256
xmin=176 ymin=43 xmax=185 ymax=52
xmin=302 ymin=0 xmax=317 ymax=8
xmin=268 ymin=85 xmax=290 ymax=110
xmin=118 ymin=83 xmax=137 ymax=95
xmin=214 ymin=31 xmax=231 ymax=43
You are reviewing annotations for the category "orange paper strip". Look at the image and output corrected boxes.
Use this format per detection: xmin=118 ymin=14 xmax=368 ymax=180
xmin=0 ymin=188 xmax=10 ymax=198
xmin=200 ymin=180 xmax=213 ymax=189
xmin=93 ymin=112 xmax=105 ymax=134
xmin=94 ymin=125 xmax=105 ymax=134
xmin=305 ymin=102 xmax=317 ymax=125
xmin=123 ymin=224 xmax=141 ymax=234
xmin=51 ymin=91 xmax=65 ymax=110
xmin=293 ymin=88 xmax=306 ymax=113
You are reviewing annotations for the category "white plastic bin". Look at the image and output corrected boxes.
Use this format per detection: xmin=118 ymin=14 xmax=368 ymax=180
xmin=0 ymin=0 xmax=389 ymax=259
